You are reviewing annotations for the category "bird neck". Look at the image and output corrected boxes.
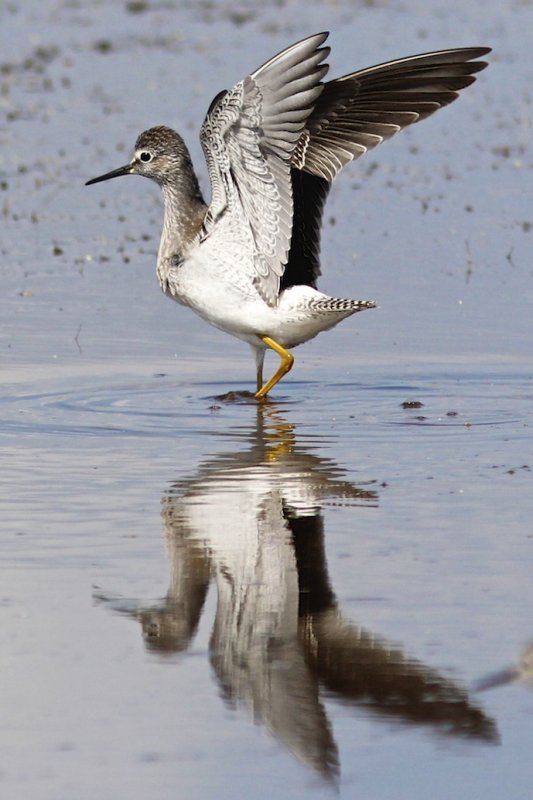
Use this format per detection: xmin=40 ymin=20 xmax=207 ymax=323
xmin=157 ymin=168 xmax=207 ymax=271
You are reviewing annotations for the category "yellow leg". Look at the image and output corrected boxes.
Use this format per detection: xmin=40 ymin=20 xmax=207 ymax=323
xmin=255 ymin=336 xmax=294 ymax=400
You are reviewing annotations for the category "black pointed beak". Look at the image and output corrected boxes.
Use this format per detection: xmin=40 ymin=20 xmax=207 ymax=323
xmin=474 ymin=667 xmax=517 ymax=692
xmin=85 ymin=162 xmax=134 ymax=186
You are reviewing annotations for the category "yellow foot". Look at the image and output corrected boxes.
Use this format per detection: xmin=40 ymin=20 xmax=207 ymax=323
xmin=254 ymin=336 xmax=294 ymax=400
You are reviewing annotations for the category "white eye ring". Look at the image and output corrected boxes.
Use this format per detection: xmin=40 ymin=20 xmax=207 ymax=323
xmin=139 ymin=151 xmax=152 ymax=162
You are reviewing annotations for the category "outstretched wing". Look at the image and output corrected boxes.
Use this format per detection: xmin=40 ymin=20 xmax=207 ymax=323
xmin=200 ymin=33 xmax=330 ymax=306
xmin=281 ymin=46 xmax=490 ymax=290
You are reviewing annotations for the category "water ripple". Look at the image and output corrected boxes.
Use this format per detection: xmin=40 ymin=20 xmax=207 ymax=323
xmin=0 ymin=369 xmax=528 ymax=441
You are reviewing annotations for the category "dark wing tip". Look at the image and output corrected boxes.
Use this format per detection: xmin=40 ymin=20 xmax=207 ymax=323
xmin=462 ymin=45 xmax=492 ymax=72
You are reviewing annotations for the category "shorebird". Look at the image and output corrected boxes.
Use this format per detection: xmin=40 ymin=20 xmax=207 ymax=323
xmin=86 ymin=33 xmax=489 ymax=399
xmin=474 ymin=642 xmax=533 ymax=692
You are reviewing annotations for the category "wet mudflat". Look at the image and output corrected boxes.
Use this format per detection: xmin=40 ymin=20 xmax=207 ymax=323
xmin=1 ymin=1 xmax=532 ymax=799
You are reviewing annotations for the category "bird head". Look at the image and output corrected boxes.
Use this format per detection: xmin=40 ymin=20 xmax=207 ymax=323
xmin=85 ymin=126 xmax=191 ymax=188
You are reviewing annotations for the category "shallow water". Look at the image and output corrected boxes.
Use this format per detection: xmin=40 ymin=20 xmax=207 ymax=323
xmin=3 ymin=365 xmax=532 ymax=798
xmin=1 ymin=1 xmax=532 ymax=798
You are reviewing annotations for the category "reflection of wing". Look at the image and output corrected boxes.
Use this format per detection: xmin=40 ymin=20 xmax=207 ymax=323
xmin=207 ymin=486 xmax=338 ymax=778
xmin=290 ymin=514 xmax=498 ymax=742
xmin=302 ymin=610 xmax=497 ymax=739
xmin=200 ymin=33 xmax=328 ymax=305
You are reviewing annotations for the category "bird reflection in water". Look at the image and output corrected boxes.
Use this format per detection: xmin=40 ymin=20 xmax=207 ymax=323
xmin=474 ymin=642 xmax=533 ymax=692
xmin=96 ymin=407 xmax=497 ymax=779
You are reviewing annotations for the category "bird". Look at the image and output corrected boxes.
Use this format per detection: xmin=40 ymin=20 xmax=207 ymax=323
xmin=86 ymin=33 xmax=490 ymax=399
xmin=474 ymin=642 xmax=533 ymax=692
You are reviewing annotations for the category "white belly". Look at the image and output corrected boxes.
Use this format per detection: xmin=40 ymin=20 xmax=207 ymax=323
xmin=161 ymin=215 xmax=359 ymax=349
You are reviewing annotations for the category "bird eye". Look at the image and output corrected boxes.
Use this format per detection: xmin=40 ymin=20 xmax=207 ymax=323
xmin=139 ymin=151 xmax=152 ymax=162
